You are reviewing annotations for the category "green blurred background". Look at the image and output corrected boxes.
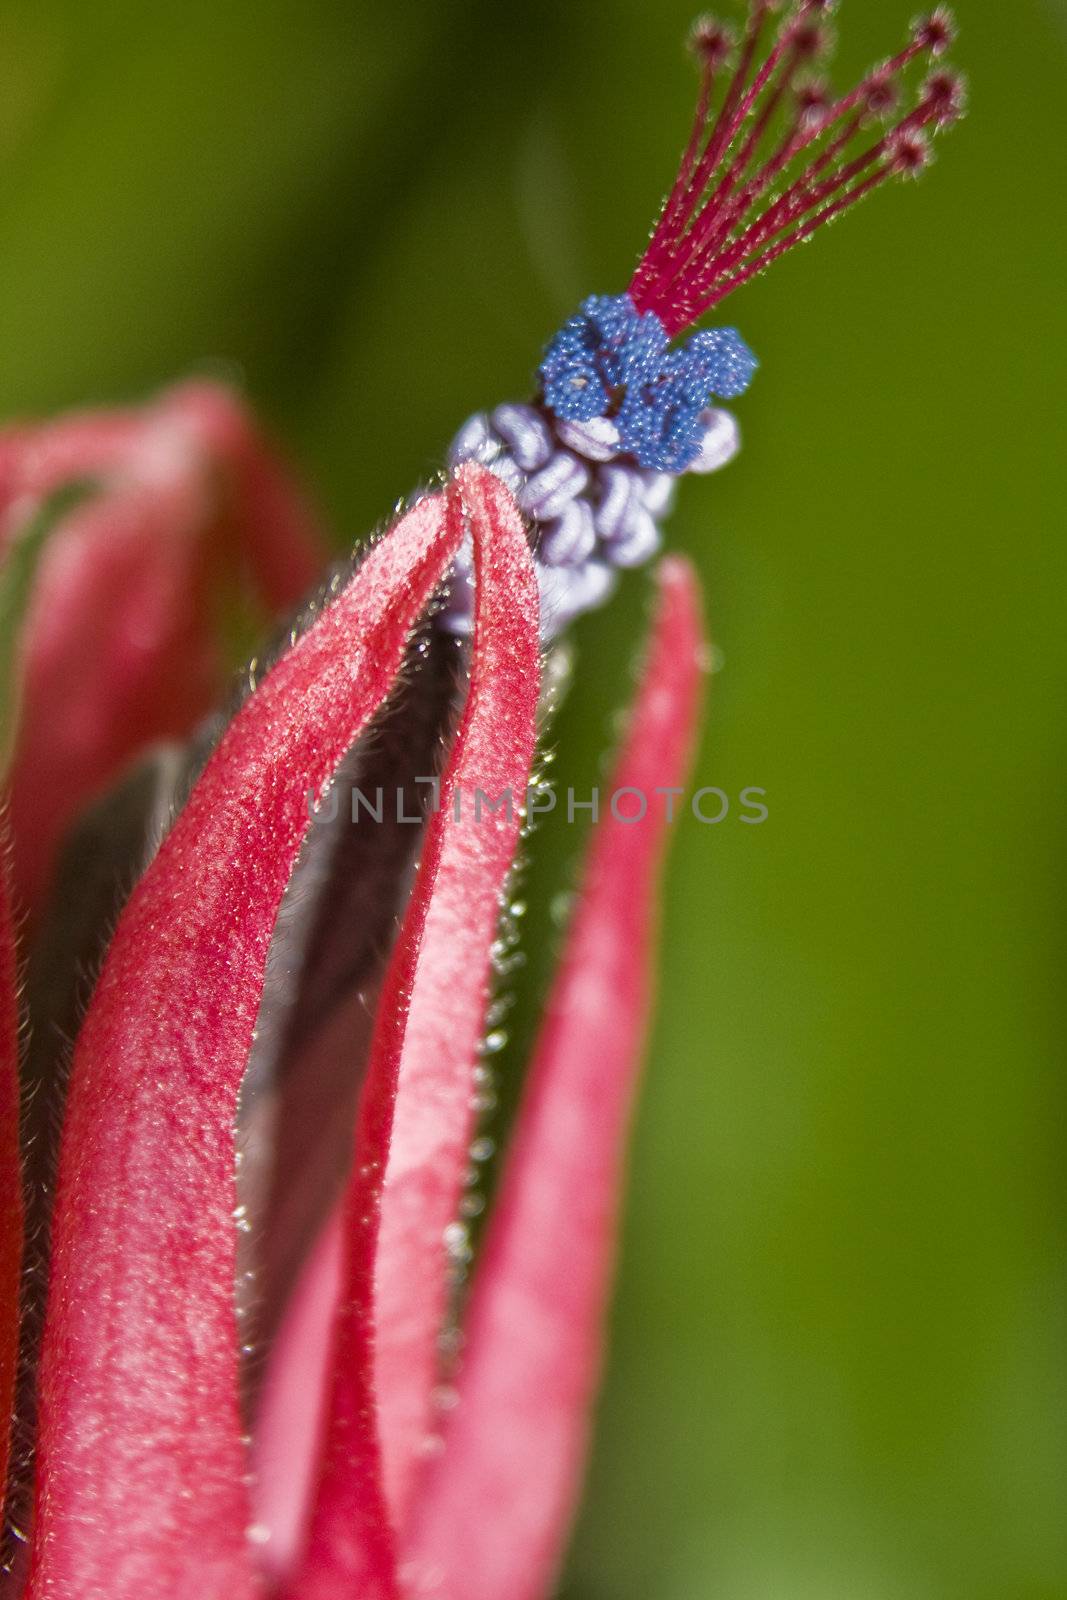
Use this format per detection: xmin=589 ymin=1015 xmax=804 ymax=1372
xmin=2 ymin=0 xmax=1064 ymax=1594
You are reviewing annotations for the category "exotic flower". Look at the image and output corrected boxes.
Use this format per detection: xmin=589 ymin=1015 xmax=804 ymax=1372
xmin=0 ymin=6 xmax=960 ymax=1600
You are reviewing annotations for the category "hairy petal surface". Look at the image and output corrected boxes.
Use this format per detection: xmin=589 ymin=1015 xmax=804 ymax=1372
xmin=0 ymin=855 xmax=23 ymax=1502
xmin=0 ymin=384 xmax=322 ymax=612
xmin=291 ymin=466 xmax=541 ymax=1599
xmin=402 ymin=557 xmax=706 ymax=1600
xmin=28 ymin=490 xmax=463 ymax=1600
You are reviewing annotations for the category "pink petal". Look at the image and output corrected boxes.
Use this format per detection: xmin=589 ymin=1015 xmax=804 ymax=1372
xmin=158 ymin=382 xmax=324 ymax=612
xmin=0 ymin=386 xmax=323 ymax=609
xmin=9 ymin=456 xmax=220 ymax=911
xmin=0 ymin=858 xmax=24 ymax=1502
xmin=289 ymin=466 xmax=540 ymax=1599
xmin=252 ymin=1211 xmax=344 ymax=1582
xmin=0 ymin=412 xmax=143 ymax=526
xmin=28 ymin=490 xmax=463 ymax=1600
xmin=2 ymin=386 xmax=326 ymax=913
xmin=402 ymin=557 xmax=707 ymax=1600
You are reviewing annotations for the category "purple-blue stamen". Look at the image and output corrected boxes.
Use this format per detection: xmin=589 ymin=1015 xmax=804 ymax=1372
xmin=491 ymin=403 xmax=553 ymax=472
xmin=555 ymin=415 xmax=622 ymax=463
xmin=609 ymin=507 xmax=662 ymax=570
xmin=595 ymin=464 xmax=643 ymax=543
xmin=438 ymin=6 xmax=961 ymax=641
xmin=443 ymin=378 xmax=739 ymax=639
xmin=520 ymin=453 xmax=590 ymax=523
xmin=538 ymin=292 xmax=756 ymax=473
xmin=539 ymin=499 xmax=598 ymax=569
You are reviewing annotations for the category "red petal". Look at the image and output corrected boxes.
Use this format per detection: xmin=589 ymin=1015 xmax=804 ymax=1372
xmin=1 ymin=386 xmax=326 ymax=913
xmin=402 ymin=557 xmax=707 ymax=1600
xmin=27 ymin=490 xmax=463 ymax=1600
xmin=0 ymin=858 xmax=24 ymax=1503
xmin=9 ymin=458 xmax=220 ymax=911
xmin=252 ymin=1210 xmax=344 ymax=1580
xmin=0 ymin=387 xmax=323 ymax=610
xmin=289 ymin=466 xmax=540 ymax=1599
xmin=0 ymin=412 xmax=143 ymax=520
xmin=158 ymin=382 xmax=324 ymax=611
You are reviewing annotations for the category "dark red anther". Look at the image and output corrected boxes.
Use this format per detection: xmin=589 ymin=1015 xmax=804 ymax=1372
xmin=863 ymin=73 xmax=901 ymax=120
xmin=914 ymin=7 xmax=956 ymax=57
xmin=689 ymin=15 xmax=735 ymax=70
xmin=790 ymin=20 xmax=831 ymax=61
xmin=921 ymin=68 xmax=967 ymax=124
xmin=889 ymin=129 xmax=934 ymax=177
xmin=796 ymin=77 xmax=831 ymax=122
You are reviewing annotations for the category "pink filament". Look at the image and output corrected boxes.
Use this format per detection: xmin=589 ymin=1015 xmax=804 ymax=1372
xmin=630 ymin=3 xmax=960 ymax=334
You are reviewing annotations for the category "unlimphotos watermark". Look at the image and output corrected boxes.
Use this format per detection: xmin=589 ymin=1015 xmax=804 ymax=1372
xmin=307 ymin=782 xmax=768 ymax=827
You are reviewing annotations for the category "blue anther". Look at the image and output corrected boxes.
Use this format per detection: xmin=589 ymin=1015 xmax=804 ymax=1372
xmin=540 ymin=295 xmax=757 ymax=473
xmin=685 ymin=327 xmax=758 ymax=400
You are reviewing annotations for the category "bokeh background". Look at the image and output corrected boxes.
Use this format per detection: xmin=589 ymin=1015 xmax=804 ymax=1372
xmin=2 ymin=0 xmax=1064 ymax=1595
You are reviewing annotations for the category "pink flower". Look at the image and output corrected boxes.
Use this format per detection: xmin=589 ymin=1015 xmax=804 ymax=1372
xmin=0 ymin=7 xmax=961 ymax=1594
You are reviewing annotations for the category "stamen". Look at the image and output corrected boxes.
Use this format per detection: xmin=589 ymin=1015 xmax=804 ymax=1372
xmin=648 ymin=15 xmax=835 ymax=315
xmin=795 ymin=76 xmax=832 ymax=122
xmin=697 ymin=68 xmax=963 ymax=307
xmin=888 ymin=128 xmax=934 ymax=177
xmin=451 ymin=6 xmax=961 ymax=639
xmin=632 ymin=0 xmax=782 ymax=305
xmin=630 ymin=4 xmax=962 ymax=334
xmin=914 ymin=5 xmax=956 ymax=56
xmin=671 ymin=20 xmax=737 ymax=213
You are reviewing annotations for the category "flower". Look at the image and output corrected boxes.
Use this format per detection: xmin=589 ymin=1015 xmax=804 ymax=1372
xmin=2 ymin=471 xmax=704 ymax=1600
xmin=0 ymin=7 xmax=960 ymax=1599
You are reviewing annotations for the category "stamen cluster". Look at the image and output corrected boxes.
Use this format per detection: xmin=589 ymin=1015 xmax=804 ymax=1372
xmin=443 ymin=2 xmax=963 ymax=640
xmin=539 ymin=294 xmax=756 ymax=471
xmin=444 ymin=391 xmax=741 ymax=636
